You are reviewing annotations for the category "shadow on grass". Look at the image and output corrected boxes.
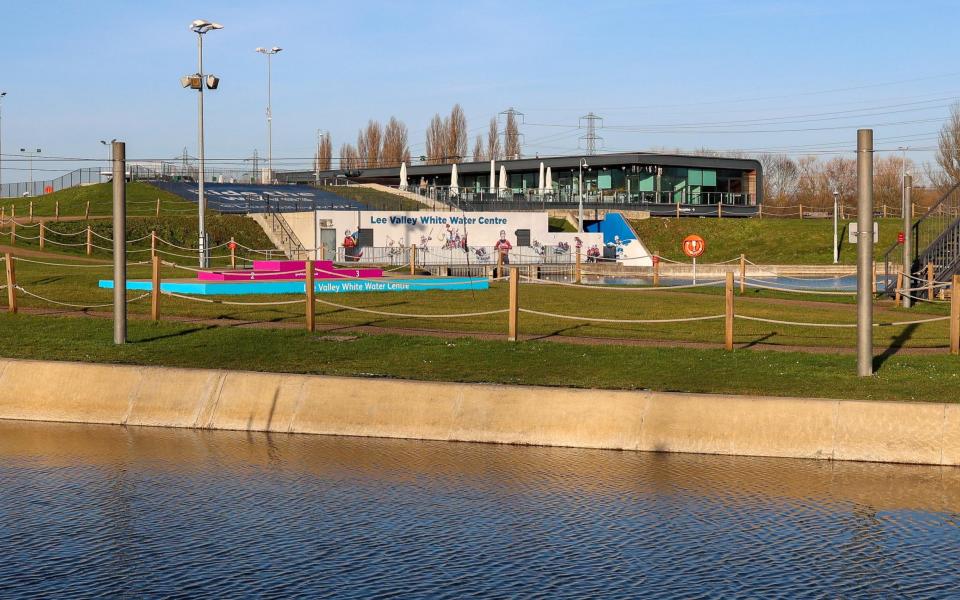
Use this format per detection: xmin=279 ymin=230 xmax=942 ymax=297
xmin=874 ymin=323 xmax=919 ymax=370
xmin=133 ymin=325 xmax=215 ymax=344
xmin=741 ymin=332 xmax=776 ymax=349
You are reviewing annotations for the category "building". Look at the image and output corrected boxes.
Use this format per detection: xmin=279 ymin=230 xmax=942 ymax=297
xmin=277 ymin=152 xmax=763 ymax=216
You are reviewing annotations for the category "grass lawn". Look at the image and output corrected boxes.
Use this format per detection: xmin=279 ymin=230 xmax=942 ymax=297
xmin=2 ymin=182 xmax=198 ymax=218
xmin=0 ymin=313 xmax=956 ymax=403
xmin=2 ymin=249 xmax=952 ymax=351
xmin=316 ymin=185 xmax=423 ymax=211
xmin=631 ymin=217 xmax=903 ymax=264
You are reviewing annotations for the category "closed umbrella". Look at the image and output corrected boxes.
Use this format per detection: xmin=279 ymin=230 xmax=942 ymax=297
xmin=538 ymin=161 xmax=545 ymax=191
xmin=499 ymin=165 xmax=508 ymax=192
xmin=399 ymin=162 xmax=408 ymax=191
xmin=450 ymin=163 xmax=459 ymax=196
xmin=489 ymin=159 xmax=495 ymax=193
xmin=545 ymin=167 xmax=553 ymax=191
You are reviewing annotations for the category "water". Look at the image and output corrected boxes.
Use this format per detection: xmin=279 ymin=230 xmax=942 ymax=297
xmin=2 ymin=420 xmax=959 ymax=598
xmin=563 ymin=274 xmax=894 ymax=291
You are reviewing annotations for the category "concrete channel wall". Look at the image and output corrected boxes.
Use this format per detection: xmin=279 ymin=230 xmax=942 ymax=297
xmin=0 ymin=358 xmax=957 ymax=466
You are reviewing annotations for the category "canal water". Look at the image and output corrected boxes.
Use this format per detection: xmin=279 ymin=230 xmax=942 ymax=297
xmin=1 ymin=420 xmax=958 ymax=598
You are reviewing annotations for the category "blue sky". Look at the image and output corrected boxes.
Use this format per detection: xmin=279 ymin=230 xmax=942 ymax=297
xmin=1 ymin=0 xmax=958 ymax=179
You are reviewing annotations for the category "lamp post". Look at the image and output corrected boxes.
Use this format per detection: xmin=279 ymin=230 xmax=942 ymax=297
xmin=100 ymin=139 xmax=116 ymax=183
xmin=20 ymin=148 xmax=40 ymax=196
xmin=578 ymin=158 xmax=588 ymax=232
xmin=0 ymin=92 xmax=6 ymax=196
xmin=833 ymin=190 xmax=840 ymax=264
xmin=183 ymin=19 xmax=223 ymax=268
xmin=256 ymin=46 xmax=282 ymax=184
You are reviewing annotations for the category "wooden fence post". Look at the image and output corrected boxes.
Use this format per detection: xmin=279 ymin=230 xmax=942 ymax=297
xmin=676 ymin=203 xmax=681 ymax=219
xmin=497 ymin=248 xmax=504 ymax=278
xmin=54 ymin=201 xmax=59 ymax=222
xmin=151 ymin=255 xmax=161 ymax=322
xmin=653 ymin=251 xmax=660 ymax=287
xmin=84 ymin=201 xmax=90 ymax=220
xmin=952 ymin=274 xmax=959 ymax=355
xmin=86 ymin=226 xmax=93 ymax=256
xmin=895 ymin=270 xmax=903 ymax=307
xmin=575 ymin=246 xmax=582 ymax=284
xmin=725 ymin=271 xmax=734 ymax=351
xmin=717 ymin=202 xmax=723 ymax=219
xmin=305 ymin=259 xmax=315 ymax=332
xmin=29 ymin=201 xmax=33 ymax=223
xmin=5 ymin=253 xmax=16 ymax=314
xmin=230 ymin=236 xmax=236 ymax=269
xmin=9 ymin=206 xmax=14 ymax=245
xmin=155 ymin=197 xmax=161 ymax=218
xmin=739 ymin=253 xmax=746 ymax=294
xmin=799 ymin=204 xmax=804 ymax=220
xmin=883 ymin=204 xmax=888 ymax=218
xmin=758 ymin=204 xmax=762 ymax=219
xmin=39 ymin=223 xmax=45 ymax=250
xmin=150 ymin=230 xmax=157 ymax=259
xmin=410 ymin=243 xmax=417 ymax=276
xmin=508 ymin=267 xmax=519 ymax=342
xmin=928 ymin=262 xmax=935 ymax=301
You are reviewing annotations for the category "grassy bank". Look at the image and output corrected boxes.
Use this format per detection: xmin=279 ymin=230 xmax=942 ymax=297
xmin=631 ymin=217 xmax=902 ymax=264
xmin=2 ymin=251 xmax=952 ymax=350
xmin=0 ymin=313 xmax=955 ymax=403
xmin=316 ymin=185 xmax=422 ymax=211
xmin=2 ymin=182 xmax=197 ymax=218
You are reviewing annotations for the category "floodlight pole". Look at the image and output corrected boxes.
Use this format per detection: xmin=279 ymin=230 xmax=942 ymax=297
xmin=113 ymin=141 xmax=127 ymax=344
xmin=0 ymin=92 xmax=5 ymax=194
xmin=578 ymin=158 xmax=587 ymax=233
xmin=196 ymin=29 xmax=208 ymax=268
xmin=856 ymin=129 xmax=874 ymax=377
xmin=833 ymin=190 xmax=839 ymax=264
xmin=902 ymin=173 xmax=913 ymax=308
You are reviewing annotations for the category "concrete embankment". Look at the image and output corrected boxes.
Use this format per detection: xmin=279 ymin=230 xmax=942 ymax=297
xmin=0 ymin=358 xmax=957 ymax=466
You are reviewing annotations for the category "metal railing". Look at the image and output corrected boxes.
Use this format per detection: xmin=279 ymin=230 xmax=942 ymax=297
xmin=336 ymin=245 xmax=579 ymax=266
xmin=264 ymin=209 xmax=309 ymax=260
xmin=883 ymin=182 xmax=960 ymax=294
xmin=0 ymin=166 xmax=166 ymax=199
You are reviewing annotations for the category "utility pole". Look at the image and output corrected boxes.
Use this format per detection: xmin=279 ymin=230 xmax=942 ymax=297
xmin=0 ymin=92 xmax=6 ymax=195
xmin=499 ymin=107 xmax=524 ymax=160
xmin=902 ymin=173 xmax=913 ymax=308
xmin=579 ymin=112 xmax=603 ymax=156
xmin=112 ymin=141 xmax=127 ymax=345
xmin=256 ymin=46 xmax=282 ymax=183
xmin=833 ymin=190 xmax=839 ymax=264
xmin=856 ymin=129 xmax=874 ymax=377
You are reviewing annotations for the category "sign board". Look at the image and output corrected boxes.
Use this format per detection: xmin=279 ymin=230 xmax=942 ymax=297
xmin=897 ymin=231 xmax=905 ymax=245
xmin=682 ymin=234 xmax=706 ymax=258
xmin=848 ymin=222 xmax=879 ymax=244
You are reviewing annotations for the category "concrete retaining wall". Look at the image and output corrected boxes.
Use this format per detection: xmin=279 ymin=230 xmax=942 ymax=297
xmin=0 ymin=358 xmax=956 ymax=466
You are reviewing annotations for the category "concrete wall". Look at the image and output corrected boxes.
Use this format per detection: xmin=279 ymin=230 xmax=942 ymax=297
xmin=0 ymin=358 xmax=957 ymax=466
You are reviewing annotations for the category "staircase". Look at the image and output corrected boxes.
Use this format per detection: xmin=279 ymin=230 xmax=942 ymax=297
xmin=883 ymin=182 xmax=960 ymax=294
xmin=248 ymin=211 xmax=309 ymax=260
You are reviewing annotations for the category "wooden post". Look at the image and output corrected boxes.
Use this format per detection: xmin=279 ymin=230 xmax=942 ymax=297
xmin=717 ymin=202 xmax=722 ymax=218
xmin=895 ymin=270 xmax=903 ymax=307
xmin=883 ymin=204 xmax=888 ymax=218
xmin=151 ymin=255 xmax=161 ymax=322
xmin=29 ymin=201 xmax=33 ymax=223
xmin=9 ymin=206 xmax=14 ymax=245
xmin=676 ymin=203 xmax=681 ymax=219
xmin=952 ymin=274 xmax=960 ymax=355
xmin=230 ymin=236 xmax=236 ymax=269
xmin=508 ymin=267 xmax=519 ymax=342
xmin=799 ymin=204 xmax=804 ymax=220
xmin=497 ymin=248 xmax=504 ymax=278
xmin=5 ymin=253 xmax=15 ymax=314
xmin=84 ymin=201 xmax=90 ymax=220
xmin=725 ymin=271 xmax=734 ymax=351
xmin=86 ymin=226 xmax=93 ymax=256
xmin=575 ymin=246 xmax=582 ymax=284
xmin=39 ymin=223 xmax=45 ymax=250
xmin=758 ymin=204 xmax=762 ymax=219
xmin=54 ymin=201 xmax=59 ymax=222
xmin=928 ymin=262 xmax=935 ymax=301
xmin=150 ymin=230 xmax=157 ymax=258
xmin=155 ymin=197 xmax=161 ymax=218
xmin=739 ymin=254 xmax=746 ymax=294
xmin=653 ymin=251 xmax=660 ymax=287
xmin=305 ymin=259 xmax=316 ymax=332
xmin=410 ymin=243 xmax=417 ymax=276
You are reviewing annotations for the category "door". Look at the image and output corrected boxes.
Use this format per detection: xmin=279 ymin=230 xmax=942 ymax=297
xmin=320 ymin=228 xmax=336 ymax=261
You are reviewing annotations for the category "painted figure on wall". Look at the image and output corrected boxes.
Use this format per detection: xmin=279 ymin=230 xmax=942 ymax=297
xmin=494 ymin=230 xmax=513 ymax=264
xmin=343 ymin=229 xmax=362 ymax=261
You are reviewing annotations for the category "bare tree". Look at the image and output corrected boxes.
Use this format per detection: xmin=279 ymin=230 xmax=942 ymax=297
xmin=757 ymin=154 xmax=798 ymax=204
xmin=472 ymin=134 xmax=485 ymax=162
xmin=356 ymin=120 xmax=382 ymax=168
xmin=487 ymin=117 xmax=501 ymax=161
xmin=504 ymin=109 xmax=521 ymax=159
xmin=446 ymin=104 xmax=468 ymax=161
xmin=339 ymin=143 xmax=359 ymax=170
xmin=425 ymin=113 xmax=447 ymax=165
xmin=935 ymin=102 xmax=960 ymax=189
xmin=316 ymin=132 xmax=332 ymax=171
xmin=382 ymin=117 xmax=410 ymax=167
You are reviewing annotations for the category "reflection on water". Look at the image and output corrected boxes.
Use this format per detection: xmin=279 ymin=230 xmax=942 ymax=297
xmin=1 ymin=420 xmax=958 ymax=598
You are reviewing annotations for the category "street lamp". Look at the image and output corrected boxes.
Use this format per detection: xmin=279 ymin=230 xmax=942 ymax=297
xmin=578 ymin=158 xmax=588 ymax=232
xmin=183 ymin=18 xmax=223 ymax=268
xmin=256 ymin=46 xmax=282 ymax=184
xmin=20 ymin=148 xmax=40 ymax=196
xmin=100 ymin=139 xmax=116 ymax=182
xmin=833 ymin=189 xmax=840 ymax=264
xmin=0 ymin=92 xmax=6 ymax=195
